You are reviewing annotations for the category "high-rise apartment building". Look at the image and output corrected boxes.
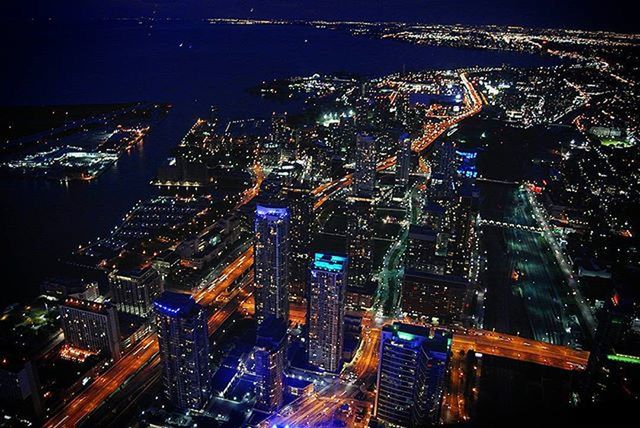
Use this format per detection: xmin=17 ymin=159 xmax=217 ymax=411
xmin=254 ymin=202 xmax=290 ymax=325
xmin=307 ymin=253 xmax=348 ymax=372
xmin=154 ymin=291 xmax=210 ymax=411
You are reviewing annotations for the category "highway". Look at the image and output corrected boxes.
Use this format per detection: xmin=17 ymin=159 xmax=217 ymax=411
xmin=46 ymin=72 xmax=484 ymax=427
xmin=480 ymin=184 xmax=582 ymax=347
xmin=45 ymin=333 xmax=160 ymax=428
xmin=195 ymin=246 xmax=254 ymax=306
xmin=313 ymin=71 xmax=483 ymax=211
xmin=524 ymin=187 xmax=596 ymax=337
xmin=442 ymin=351 xmax=470 ymax=424
xmin=263 ymin=316 xmax=381 ymax=428
xmin=262 ymin=71 xmax=486 ymax=427
xmin=45 ymin=277 xmax=254 ymax=428
xmin=452 ymin=329 xmax=589 ymax=371
xmin=44 ymin=163 xmax=264 ymax=428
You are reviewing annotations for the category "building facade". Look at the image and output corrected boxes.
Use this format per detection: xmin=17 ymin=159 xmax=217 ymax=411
xmin=109 ymin=266 xmax=162 ymax=318
xmin=405 ymin=225 xmax=447 ymax=275
xmin=401 ymin=270 xmax=469 ymax=323
xmin=447 ymin=183 xmax=479 ymax=279
xmin=283 ymin=184 xmax=314 ymax=303
xmin=346 ymin=197 xmax=375 ymax=299
xmin=353 ymin=133 xmax=376 ymax=198
xmin=254 ymin=202 xmax=291 ymax=325
xmin=395 ymin=133 xmax=412 ymax=192
xmin=254 ymin=317 xmax=287 ymax=412
xmin=59 ymin=298 xmax=122 ymax=360
xmin=154 ymin=291 xmax=210 ymax=411
xmin=307 ymin=253 xmax=348 ymax=372
xmin=375 ymin=323 xmax=452 ymax=427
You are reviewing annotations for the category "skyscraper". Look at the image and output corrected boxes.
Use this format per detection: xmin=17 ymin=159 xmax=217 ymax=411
xmin=283 ymin=183 xmax=314 ymax=303
xmin=254 ymin=317 xmax=287 ymax=412
xmin=353 ymin=133 xmax=376 ymax=199
xmin=395 ymin=132 xmax=412 ymax=192
xmin=447 ymin=183 xmax=479 ymax=279
xmin=375 ymin=323 xmax=452 ymax=427
xmin=307 ymin=253 xmax=348 ymax=372
xmin=109 ymin=265 xmax=162 ymax=318
xmin=346 ymin=198 xmax=375 ymax=301
xmin=154 ymin=291 xmax=210 ymax=411
xmin=59 ymin=298 xmax=122 ymax=360
xmin=254 ymin=202 xmax=290 ymax=326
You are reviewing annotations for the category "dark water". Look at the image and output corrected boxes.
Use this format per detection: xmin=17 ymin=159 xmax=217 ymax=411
xmin=0 ymin=18 xmax=559 ymax=307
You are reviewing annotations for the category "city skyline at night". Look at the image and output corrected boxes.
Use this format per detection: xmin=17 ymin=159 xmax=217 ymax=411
xmin=1 ymin=1 xmax=638 ymax=427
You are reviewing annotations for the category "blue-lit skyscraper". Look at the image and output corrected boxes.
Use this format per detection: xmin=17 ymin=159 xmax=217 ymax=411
xmin=254 ymin=317 xmax=287 ymax=412
xmin=375 ymin=323 xmax=452 ymax=427
xmin=154 ymin=291 xmax=210 ymax=411
xmin=307 ymin=253 xmax=348 ymax=372
xmin=254 ymin=202 xmax=290 ymax=326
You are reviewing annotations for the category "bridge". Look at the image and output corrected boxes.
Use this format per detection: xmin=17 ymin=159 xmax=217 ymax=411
xmin=452 ymin=328 xmax=589 ymax=371
xmin=478 ymin=218 xmax=544 ymax=233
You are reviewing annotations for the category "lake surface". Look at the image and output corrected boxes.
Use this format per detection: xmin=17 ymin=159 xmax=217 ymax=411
xmin=0 ymin=19 xmax=558 ymax=307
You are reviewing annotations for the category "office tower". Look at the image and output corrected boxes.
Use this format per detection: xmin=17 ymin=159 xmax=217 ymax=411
xmin=353 ymin=133 xmax=376 ymax=198
xmin=109 ymin=265 xmax=162 ymax=318
xmin=346 ymin=198 xmax=375 ymax=297
xmin=59 ymin=298 xmax=122 ymax=360
xmin=401 ymin=270 xmax=469 ymax=323
xmin=375 ymin=323 xmax=452 ymax=427
xmin=405 ymin=225 xmax=447 ymax=275
xmin=427 ymin=140 xmax=457 ymax=207
xmin=254 ymin=202 xmax=290 ymax=325
xmin=283 ymin=184 xmax=314 ymax=302
xmin=430 ymin=140 xmax=457 ymax=179
xmin=447 ymin=183 xmax=479 ymax=279
xmin=269 ymin=113 xmax=295 ymax=160
xmin=395 ymin=133 xmax=412 ymax=191
xmin=154 ymin=291 xmax=210 ymax=411
xmin=307 ymin=253 xmax=348 ymax=372
xmin=354 ymin=87 xmax=374 ymax=128
xmin=254 ymin=317 xmax=287 ymax=412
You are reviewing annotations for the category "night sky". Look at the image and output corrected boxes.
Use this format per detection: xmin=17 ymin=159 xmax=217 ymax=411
xmin=1 ymin=0 xmax=636 ymax=32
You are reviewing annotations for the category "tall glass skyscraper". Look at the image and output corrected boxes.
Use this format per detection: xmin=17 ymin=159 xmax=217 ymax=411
xmin=375 ymin=323 xmax=452 ymax=427
xmin=346 ymin=198 xmax=375 ymax=297
xmin=395 ymin=132 xmax=412 ymax=191
xmin=254 ymin=202 xmax=290 ymax=326
xmin=282 ymin=183 xmax=314 ymax=303
xmin=353 ymin=133 xmax=376 ymax=198
xmin=153 ymin=291 xmax=210 ymax=411
xmin=307 ymin=253 xmax=348 ymax=372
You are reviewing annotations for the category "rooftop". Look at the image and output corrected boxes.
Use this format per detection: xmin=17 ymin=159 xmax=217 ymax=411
xmin=312 ymin=252 xmax=348 ymax=272
xmin=255 ymin=201 xmax=289 ymax=219
xmin=383 ymin=322 xmax=453 ymax=352
xmin=62 ymin=298 xmax=113 ymax=315
xmin=153 ymin=291 xmax=199 ymax=318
